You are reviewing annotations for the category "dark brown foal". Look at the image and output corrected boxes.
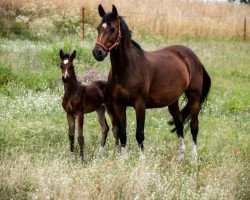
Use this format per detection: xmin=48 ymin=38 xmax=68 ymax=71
xmin=59 ymin=50 xmax=118 ymax=163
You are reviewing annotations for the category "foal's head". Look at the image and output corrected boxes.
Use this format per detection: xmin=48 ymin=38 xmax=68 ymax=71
xmin=59 ymin=50 xmax=76 ymax=84
xmin=92 ymin=5 xmax=121 ymax=61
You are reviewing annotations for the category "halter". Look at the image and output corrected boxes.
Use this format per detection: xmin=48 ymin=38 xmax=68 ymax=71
xmin=95 ymin=20 xmax=122 ymax=52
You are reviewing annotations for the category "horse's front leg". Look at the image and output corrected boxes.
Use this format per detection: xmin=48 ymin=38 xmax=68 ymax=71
xmin=67 ymin=113 xmax=75 ymax=153
xmin=77 ymin=112 xmax=84 ymax=163
xmin=113 ymin=102 xmax=127 ymax=159
xmin=135 ymin=99 xmax=146 ymax=161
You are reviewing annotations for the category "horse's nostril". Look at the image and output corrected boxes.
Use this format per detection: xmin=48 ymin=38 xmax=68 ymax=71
xmin=97 ymin=49 xmax=103 ymax=56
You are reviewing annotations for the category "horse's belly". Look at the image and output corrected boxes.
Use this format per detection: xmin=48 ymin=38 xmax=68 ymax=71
xmin=146 ymin=86 xmax=186 ymax=108
xmin=145 ymin=94 xmax=177 ymax=108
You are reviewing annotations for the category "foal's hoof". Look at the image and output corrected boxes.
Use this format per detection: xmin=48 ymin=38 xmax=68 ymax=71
xmin=121 ymin=147 xmax=128 ymax=160
xmin=177 ymin=153 xmax=185 ymax=161
xmin=98 ymin=146 xmax=105 ymax=156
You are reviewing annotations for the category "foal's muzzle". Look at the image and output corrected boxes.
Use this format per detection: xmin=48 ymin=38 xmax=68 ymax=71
xmin=92 ymin=47 xmax=107 ymax=61
xmin=62 ymin=76 xmax=69 ymax=83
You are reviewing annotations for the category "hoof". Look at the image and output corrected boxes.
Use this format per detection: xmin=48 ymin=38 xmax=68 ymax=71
xmin=177 ymin=153 xmax=185 ymax=161
xmin=139 ymin=152 xmax=146 ymax=161
xmin=98 ymin=146 xmax=105 ymax=156
xmin=121 ymin=147 xmax=128 ymax=160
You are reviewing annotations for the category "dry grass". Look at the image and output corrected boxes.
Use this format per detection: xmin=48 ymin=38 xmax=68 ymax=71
xmin=1 ymin=0 xmax=250 ymax=39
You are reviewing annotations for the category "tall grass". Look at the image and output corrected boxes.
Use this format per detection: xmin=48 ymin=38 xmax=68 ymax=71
xmin=0 ymin=33 xmax=249 ymax=199
xmin=1 ymin=0 xmax=250 ymax=39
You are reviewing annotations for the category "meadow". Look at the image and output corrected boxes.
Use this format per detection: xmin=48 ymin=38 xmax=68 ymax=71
xmin=0 ymin=1 xmax=250 ymax=200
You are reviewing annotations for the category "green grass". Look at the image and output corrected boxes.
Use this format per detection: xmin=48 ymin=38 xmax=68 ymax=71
xmin=0 ymin=21 xmax=250 ymax=200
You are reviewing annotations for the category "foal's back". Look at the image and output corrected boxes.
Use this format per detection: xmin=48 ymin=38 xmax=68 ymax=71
xmin=84 ymin=80 xmax=108 ymax=113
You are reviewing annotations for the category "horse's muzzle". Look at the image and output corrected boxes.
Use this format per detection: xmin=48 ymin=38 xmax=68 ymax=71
xmin=92 ymin=47 xmax=107 ymax=61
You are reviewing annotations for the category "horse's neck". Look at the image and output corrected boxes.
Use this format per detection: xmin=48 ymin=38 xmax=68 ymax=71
xmin=110 ymin=40 xmax=134 ymax=77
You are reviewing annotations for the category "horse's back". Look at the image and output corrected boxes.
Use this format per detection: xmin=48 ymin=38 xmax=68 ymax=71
xmin=162 ymin=45 xmax=204 ymax=93
xmin=144 ymin=45 xmax=203 ymax=107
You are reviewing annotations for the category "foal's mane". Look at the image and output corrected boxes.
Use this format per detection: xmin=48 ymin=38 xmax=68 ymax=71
xmin=103 ymin=13 xmax=144 ymax=55
xmin=63 ymin=54 xmax=70 ymax=59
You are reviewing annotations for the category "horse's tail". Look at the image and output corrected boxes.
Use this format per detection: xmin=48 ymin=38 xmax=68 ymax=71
xmin=169 ymin=65 xmax=211 ymax=132
xmin=200 ymin=66 xmax=211 ymax=106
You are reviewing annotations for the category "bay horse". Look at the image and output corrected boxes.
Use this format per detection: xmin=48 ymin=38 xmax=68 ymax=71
xmin=59 ymin=49 xmax=118 ymax=163
xmin=92 ymin=5 xmax=211 ymax=161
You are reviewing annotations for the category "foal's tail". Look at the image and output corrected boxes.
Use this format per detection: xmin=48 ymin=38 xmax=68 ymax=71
xmin=169 ymin=65 xmax=211 ymax=132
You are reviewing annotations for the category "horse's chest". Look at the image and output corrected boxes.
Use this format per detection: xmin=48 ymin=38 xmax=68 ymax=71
xmin=63 ymin=97 xmax=83 ymax=113
xmin=112 ymin=84 xmax=131 ymax=103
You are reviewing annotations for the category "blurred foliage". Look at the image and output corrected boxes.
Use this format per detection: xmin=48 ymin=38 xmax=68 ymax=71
xmin=0 ymin=3 xmax=82 ymax=40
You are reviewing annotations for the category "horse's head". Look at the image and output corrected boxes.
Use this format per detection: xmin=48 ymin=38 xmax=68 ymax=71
xmin=59 ymin=49 xmax=76 ymax=83
xmin=92 ymin=4 xmax=121 ymax=61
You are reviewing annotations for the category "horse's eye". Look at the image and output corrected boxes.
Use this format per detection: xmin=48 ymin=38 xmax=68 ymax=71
xmin=110 ymin=28 xmax=115 ymax=33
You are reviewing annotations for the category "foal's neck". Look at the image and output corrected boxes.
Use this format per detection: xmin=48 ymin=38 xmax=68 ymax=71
xmin=63 ymin=70 xmax=79 ymax=96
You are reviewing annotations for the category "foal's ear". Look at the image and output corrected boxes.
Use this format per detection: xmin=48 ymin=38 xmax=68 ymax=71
xmin=98 ymin=4 xmax=106 ymax=17
xmin=59 ymin=49 xmax=64 ymax=60
xmin=70 ymin=50 xmax=76 ymax=60
xmin=112 ymin=5 xmax=118 ymax=18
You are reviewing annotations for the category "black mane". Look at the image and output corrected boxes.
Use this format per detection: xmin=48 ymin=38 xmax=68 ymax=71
xmin=63 ymin=54 xmax=70 ymax=58
xmin=103 ymin=13 xmax=143 ymax=54
xmin=120 ymin=17 xmax=143 ymax=55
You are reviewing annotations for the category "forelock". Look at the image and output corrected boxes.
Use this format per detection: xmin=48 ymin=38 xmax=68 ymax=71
xmin=102 ymin=12 xmax=117 ymax=25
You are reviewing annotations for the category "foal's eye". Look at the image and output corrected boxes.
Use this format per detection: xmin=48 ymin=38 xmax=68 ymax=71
xmin=110 ymin=28 xmax=115 ymax=33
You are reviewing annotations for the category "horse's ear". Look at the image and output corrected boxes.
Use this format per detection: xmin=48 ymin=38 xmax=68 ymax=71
xmin=98 ymin=4 xmax=106 ymax=17
xmin=59 ymin=49 xmax=64 ymax=60
xmin=112 ymin=5 xmax=118 ymax=18
xmin=70 ymin=50 xmax=76 ymax=60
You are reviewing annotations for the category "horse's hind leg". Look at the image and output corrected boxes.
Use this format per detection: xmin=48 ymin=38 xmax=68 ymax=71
xmin=134 ymin=99 xmax=146 ymax=161
xmin=168 ymin=101 xmax=185 ymax=160
xmin=187 ymin=92 xmax=201 ymax=161
xmin=96 ymin=106 xmax=109 ymax=150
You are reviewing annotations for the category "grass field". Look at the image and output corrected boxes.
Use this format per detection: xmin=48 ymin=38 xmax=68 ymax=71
xmin=0 ymin=2 xmax=250 ymax=200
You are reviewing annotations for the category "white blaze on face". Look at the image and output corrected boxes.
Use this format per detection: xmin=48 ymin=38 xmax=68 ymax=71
xmin=63 ymin=59 xmax=69 ymax=65
xmin=64 ymin=69 xmax=68 ymax=77
xmin=102 ymin=23 xmax=107 ymax=29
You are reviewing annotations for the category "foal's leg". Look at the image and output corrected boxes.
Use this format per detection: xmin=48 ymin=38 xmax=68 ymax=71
xmin=168 ymin=101 xmax=185 ymax=160
xmin=105 ymin=104 xmax=119 ymax=150
xmin=77 ymin=112 xmax=84 ymax=163
xmin=188 ymin=93 xmax=201 ymax=161
xmin=96 ymin=106 xmax=109 ymax=151
xmin=67 ymin=113 xmax=75 ymax=152
xmin=135 ymin=99 xmax=146 ymax=161
xmin=113 ymin=102 xmax=127 ymax=159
